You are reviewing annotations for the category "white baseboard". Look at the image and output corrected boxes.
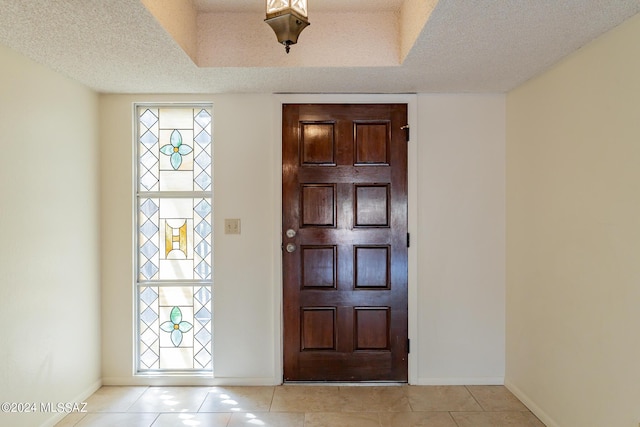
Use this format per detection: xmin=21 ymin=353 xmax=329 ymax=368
xmin=101 ymin=376 xmax=280 ymax=386
xmin=416 ymin=377 xmax=504 ymax=385
xmin=41 ymin=379 xmax=102 ymax=427
xmin=505 ymin=379 xmax=559 ymax=427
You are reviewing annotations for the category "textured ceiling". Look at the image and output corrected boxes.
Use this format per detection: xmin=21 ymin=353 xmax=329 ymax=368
xmin=193 ymin=0 xmax=406 ymax=12
xmin=0 ymin=0 xmax=638 ymax=94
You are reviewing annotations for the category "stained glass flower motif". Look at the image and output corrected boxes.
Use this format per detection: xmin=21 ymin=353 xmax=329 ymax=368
xmin=160 ymin=130 xmax=193 ymax=170
xmin=160 ymin=306 xmax=193 ymax=347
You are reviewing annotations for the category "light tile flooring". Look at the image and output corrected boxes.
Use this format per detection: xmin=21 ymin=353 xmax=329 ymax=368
xmin=55 ymin=385 xmax=546 ymax=427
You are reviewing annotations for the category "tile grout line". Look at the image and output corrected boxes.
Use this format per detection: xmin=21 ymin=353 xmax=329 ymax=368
xmin=70 ymin=412 xmax=86 ymax=427
xmin=448 ymin=410 xmax=463 ymax=427
xmin=125 ymin=385 xmax=150 ymax=413
xmin=195 ymin=386 xmax=209 ymax=413
xmin=407 ymin=387 xmax=417 ymax=412
xmin=463 ymin=385 xmax=486 ymax=411
xmin=268 ymin=385 xmax=276 ymax=412
xmin=224 ymin=406 xmax=232 ymax=427
xmin=149 ymin=412 xmax=161 ymax=426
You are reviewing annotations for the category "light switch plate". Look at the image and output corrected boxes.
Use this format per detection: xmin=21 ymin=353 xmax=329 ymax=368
xmin=224 ymin=218 xmax=241 ymax=234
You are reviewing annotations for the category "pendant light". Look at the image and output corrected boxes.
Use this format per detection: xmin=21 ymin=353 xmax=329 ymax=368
xmin=265 ymin=0 xmax=310 ymax=53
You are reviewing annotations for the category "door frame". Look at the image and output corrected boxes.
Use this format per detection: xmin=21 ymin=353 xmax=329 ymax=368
xmin=271 ymin=94 xmax=418 ymax=384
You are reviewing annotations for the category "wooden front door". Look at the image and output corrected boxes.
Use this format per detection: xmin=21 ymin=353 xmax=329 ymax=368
xmin=282 ymin=104 xmax=408 ymax=382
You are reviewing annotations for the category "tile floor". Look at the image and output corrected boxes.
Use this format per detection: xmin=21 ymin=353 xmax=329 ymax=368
xmin=55 ymin=385 xmax=546 ymax=427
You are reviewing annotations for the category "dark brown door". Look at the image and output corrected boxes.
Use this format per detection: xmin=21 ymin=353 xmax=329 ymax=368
xmin=282 ymin=104 xmax=408 ymax=382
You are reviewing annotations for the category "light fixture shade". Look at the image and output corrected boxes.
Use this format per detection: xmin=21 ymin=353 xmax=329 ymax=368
xmin=265 ymin=0 xmax=309 ymax=53
xmin=267 ymin=0 xmax=308 ymax=18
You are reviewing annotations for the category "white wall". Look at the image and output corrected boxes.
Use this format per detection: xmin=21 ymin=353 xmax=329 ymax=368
xmin=100 ymin=94 xmax=277 ymax=384
xmin=506 ymin=13 xmax=640 ymax=427
xmin=416 ymin=94 xmax=506 ymax=384
xmin=0 ymin=44 xmax=101 ymax=427
xmin=100 ymin=93 xmax=506 ymax=386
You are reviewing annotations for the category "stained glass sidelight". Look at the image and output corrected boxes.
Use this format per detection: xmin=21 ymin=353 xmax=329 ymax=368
xmin=135 ymin=105 xmax=213 ymax=372
xmin=138 ymin=285 xmax=212 ymax=370
xmin=138 ymin=197 xmax=212 ymax=281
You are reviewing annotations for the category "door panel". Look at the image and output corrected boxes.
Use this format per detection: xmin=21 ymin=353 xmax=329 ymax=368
xmin=301 ymin=246 xmax=336 ymax=288
xmin=282 ymin=103 xmax=408 ymax=382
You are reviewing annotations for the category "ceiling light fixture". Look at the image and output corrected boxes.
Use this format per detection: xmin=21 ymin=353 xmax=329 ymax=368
xmin=265 ymin=0 xmax=310 ymax=53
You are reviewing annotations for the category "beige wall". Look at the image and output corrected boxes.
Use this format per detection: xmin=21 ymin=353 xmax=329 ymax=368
xmin=100 ymin=93 xmax=506 ymax=385
xmin=417 ymin=94 xmax=506 ymax=383
xmin=506 ymin=13 xmax=640 ymax=427
xmin=0 ymin=45 xmax=101 ymax=427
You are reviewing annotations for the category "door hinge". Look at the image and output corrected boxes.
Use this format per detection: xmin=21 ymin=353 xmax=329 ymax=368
xmin=407 ymin=338 xmax=411 ymax=354
xmin=407 ymin=233 xmax=410 ymax=248
xmin=401 ymin=124 xmax=410 ymax=142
